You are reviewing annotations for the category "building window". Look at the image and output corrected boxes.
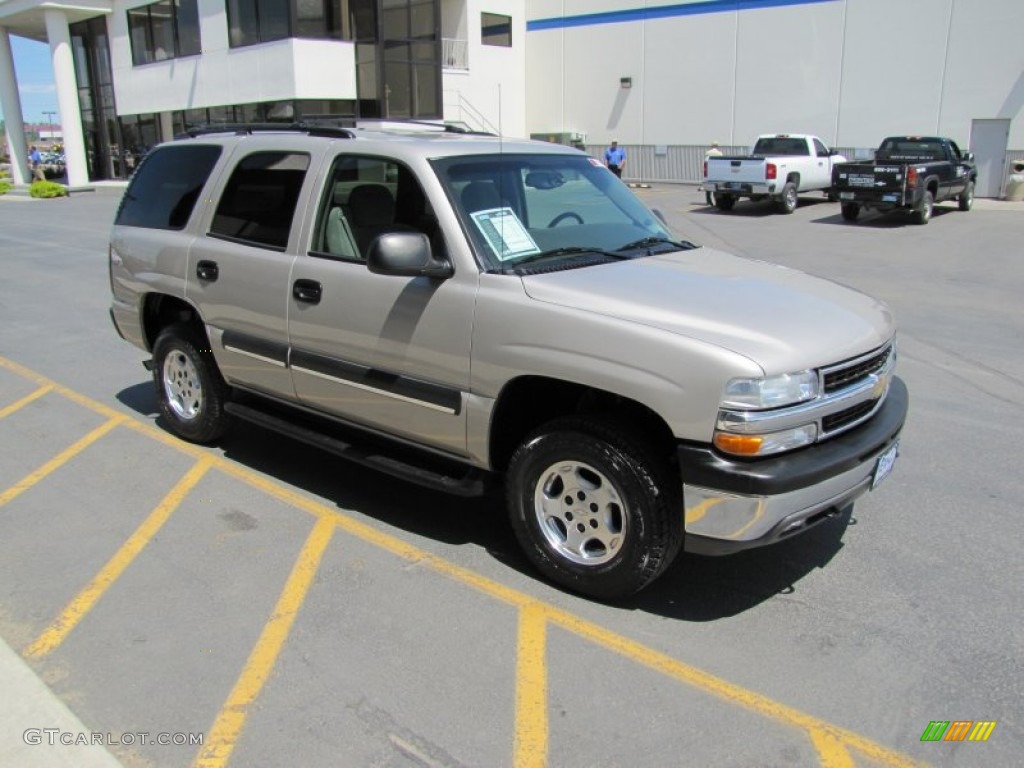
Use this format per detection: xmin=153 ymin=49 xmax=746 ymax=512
xmin=172 ymin=99 xmax=357 ymax=133
xmin=227 ymin=0 xmax=292 ymax=47
xmin=294 ymin=0 xmax=348 ymax=39
xmin=127 ymin=0 xmax=201 ymax=65
xmin=481 ymin=12 xmax=511 ymax=47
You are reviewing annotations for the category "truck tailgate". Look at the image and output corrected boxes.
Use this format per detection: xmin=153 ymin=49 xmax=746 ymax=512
xmin=833 ymin=163 xmax=906 ymax=202
xmin=706 ymin=157 xmax=769 ymax=185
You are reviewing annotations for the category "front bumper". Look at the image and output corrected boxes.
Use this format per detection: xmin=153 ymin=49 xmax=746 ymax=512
xmin=680 ymin=376 xmax=908 ymax=555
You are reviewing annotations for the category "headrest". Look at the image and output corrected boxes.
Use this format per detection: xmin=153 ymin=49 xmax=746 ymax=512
xmin=348 ymin=184 xmax=395 ymax=226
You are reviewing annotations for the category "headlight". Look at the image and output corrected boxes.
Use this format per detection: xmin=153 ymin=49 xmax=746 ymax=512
xmin=722 ymin=370 xmax=819 ymax=409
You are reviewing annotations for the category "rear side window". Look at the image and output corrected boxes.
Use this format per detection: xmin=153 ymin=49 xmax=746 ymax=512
xmin=209 ymin=151 xmax=310 ymax=250
xmin=115 ymin=144 xmax=221 ymax=229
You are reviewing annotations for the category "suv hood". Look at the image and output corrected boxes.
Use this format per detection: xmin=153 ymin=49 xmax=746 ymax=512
xmin=520 ymin=248 xmax=893 ymax=372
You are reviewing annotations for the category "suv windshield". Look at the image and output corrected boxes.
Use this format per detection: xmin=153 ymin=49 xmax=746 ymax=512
xmin=431 ymin=153 xmax=681 ymax=271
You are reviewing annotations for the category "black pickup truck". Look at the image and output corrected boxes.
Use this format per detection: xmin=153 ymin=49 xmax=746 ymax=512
xmin=831 ymin=136 xmax=976 ymax=224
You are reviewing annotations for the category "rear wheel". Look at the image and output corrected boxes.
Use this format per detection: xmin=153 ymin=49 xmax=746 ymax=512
xmin=152 ymin=324 xmax=230 ymax=443
xmin=841 ymin=203 xmax=860 ymax=222
xmin=715 ymin=194 xmax=735 ymax=211
xmin=506 ymin=416 xmax=683 ymax=598
xmin=958 ymin=180 xmax=974 ymax=211
xmin=776 ymin=182 xmax=798 ymax=214
xmin=913 ymin=190 xmax=934 ymax=225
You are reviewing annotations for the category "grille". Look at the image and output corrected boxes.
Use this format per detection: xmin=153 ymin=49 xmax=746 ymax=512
xmin=822 ymin=400 xmax=877 ymax=433
xmin=824 ymin=346 xmax=891 ymax=394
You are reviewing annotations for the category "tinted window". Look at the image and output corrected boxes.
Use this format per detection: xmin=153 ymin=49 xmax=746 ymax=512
xmin=752 ymin=137 xmax=809 ymax=156
xmin=115 ymin=144 xmax=222 ymax=229
xmin=127 ymin=0 xmax=201 ymax=65
xmin=227 ymin=0 xmax=291 ymax=47
xmin=210 ymin=152 xmax=310 ymax=250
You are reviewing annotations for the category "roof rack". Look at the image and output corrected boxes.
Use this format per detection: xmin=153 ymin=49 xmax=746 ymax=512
xmin=177 ymin=122 xmax=356 ymax=140
xmin=353 ymin=118 xmax=496 ymax=136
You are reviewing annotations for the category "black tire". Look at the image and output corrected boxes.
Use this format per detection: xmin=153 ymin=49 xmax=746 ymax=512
xmin=958 ymin=180 xmax=974 ymax=211
xmin=776 ymin=182 xmax=798 ymax=214
xmin=841 ymin=203 xmax=860 ymax=222
xmin=715 ymin=194 xmax=735 ymax=211
xmin=506 ymin=416 xmax=683 ymax=599
xmin=152 ymin=324 xmax=230 ymax=443
xmin=913 ymin=190 xmax=934 ymax=225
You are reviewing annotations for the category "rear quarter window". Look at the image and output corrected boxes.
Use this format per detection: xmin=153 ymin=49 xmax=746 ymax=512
xmin=115 ymin=144 xmax=222 ymax=230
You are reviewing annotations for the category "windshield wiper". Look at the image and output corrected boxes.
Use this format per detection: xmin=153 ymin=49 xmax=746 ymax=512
xmin=616 ymin=236 xmax=696 ymax=253
xmin=506 ymin=246 xmax=629 ymax=269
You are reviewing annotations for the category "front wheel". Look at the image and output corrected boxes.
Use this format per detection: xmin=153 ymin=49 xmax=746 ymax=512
xmin=776 ymin=182 xmax=798 ymax=214
xmin=506 ymin=416 xmax=683 ymax=599
xmin=152 ymin=324 xmax=230 ymax=443
xmin=958 ymin=180 xmax=974 ymax=211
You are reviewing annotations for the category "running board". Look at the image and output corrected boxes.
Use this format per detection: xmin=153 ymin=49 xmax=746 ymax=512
xmin=224 ymin=401 xmax=487 ymax=497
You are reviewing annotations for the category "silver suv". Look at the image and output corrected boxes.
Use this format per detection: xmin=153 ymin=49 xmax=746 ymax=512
xmin=109 ymin=123 xmax=907 ymax=598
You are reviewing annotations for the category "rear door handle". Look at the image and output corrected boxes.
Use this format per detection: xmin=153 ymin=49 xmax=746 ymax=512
xmin=293 ymin=279 xmax=322 ymax=304
xmin=196 ymin=260 xmax=219 ymax=281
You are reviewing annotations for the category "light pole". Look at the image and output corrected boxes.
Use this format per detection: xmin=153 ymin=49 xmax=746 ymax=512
xmin=42 ymin=110 xmax=57 ymax=146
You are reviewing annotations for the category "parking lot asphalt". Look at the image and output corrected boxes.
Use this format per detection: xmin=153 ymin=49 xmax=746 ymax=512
xmin=1 ymin=183 xmax=1022 ymax=768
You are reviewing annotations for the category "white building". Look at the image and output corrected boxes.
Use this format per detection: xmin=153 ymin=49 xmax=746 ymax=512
xmin=0 ymin=0 xmax=525 ymax=186
xmin=525 ymin=0 xmax=1024 ymax=197
xmin=2 ymin=0 xmax=1021 ymax=195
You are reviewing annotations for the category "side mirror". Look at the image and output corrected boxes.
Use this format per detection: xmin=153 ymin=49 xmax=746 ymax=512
xmin=367 ymin=232 xmax=453 ymax=279
xmin=961 ymin=151 xmax=974 ymax=163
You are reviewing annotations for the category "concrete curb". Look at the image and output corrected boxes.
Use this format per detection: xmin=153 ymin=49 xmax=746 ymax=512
xmin=0 ymin=637 xmax=124 ymax=768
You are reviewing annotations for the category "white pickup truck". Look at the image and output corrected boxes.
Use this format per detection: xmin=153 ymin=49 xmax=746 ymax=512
xmin=704 ymin=134 xmax=847 ymax=214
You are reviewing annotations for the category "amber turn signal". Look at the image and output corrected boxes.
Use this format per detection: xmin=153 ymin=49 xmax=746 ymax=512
xmin=713 ymin=433 xmax=764 ymax=456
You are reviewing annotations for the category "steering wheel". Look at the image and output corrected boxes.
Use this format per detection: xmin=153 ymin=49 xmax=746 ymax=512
xmin=547 ymin=211 xmax=584 ymax=227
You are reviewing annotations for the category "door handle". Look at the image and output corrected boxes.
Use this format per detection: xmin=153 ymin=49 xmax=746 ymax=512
xmin=196 ymin=260 xmax=219 ymax=281
xmin=293 ymin=279 xmax=322 ymax=304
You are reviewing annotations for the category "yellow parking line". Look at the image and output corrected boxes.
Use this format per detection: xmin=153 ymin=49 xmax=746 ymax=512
xmin=0 ymin=355 xmax=925 ymax=767
xmin=0 ymin=415 xmax=125 ymax=508
xmin=192 ymin=516 xmax=335 ymax=768
xmin=810 ymin=728 xmax=857 ymax=768
xmin=24 ymin=456 xmax=214 ymax=659
xmin=514 ymin=604 xmax=548 ymax=768
xmin=0 ymin=384 xmax=53 ymax=419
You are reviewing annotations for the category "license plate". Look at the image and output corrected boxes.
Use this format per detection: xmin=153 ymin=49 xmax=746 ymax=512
xmin=723 ymin=182 xmax=741 ymax=189
xmin=882 ymin=194 xmax=898 ymax=202
xmin=839 ymin=192 xmax=855 ymax=200
xmin=872 ymin=442 xmax=898 ymax=489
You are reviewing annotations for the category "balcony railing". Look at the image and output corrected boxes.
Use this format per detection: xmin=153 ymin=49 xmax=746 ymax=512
xmin=442 ymin=38 xmax=468 ymax=70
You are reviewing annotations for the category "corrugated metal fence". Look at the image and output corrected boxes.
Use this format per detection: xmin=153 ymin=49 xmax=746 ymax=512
xmin=583 ymin=144 xmax=1023 ymax=186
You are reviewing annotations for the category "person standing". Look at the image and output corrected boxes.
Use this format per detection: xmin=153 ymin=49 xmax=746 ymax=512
xmin=704 ymin=141 xmax=723 ymax=205
xmin=604 ymin=140 xmax=626 ymax=178
xmin=29 ymin=145 xmax=45 ymax=182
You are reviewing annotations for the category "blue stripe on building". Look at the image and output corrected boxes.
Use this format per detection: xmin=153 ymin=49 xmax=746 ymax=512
xmin=527 ymin=0 xmax=841 ymax=32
